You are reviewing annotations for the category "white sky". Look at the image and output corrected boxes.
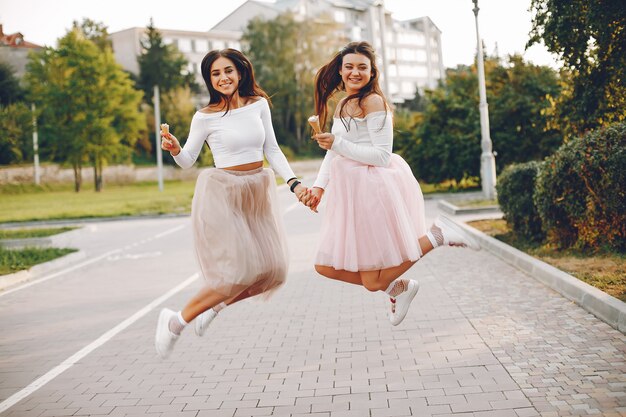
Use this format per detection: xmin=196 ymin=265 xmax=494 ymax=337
xmin=0 ymin=0 xmax=559 ymax=69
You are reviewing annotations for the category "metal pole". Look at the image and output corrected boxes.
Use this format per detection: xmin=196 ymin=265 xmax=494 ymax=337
xmin=31 ymin=103 xmax=40 ymax=185
xmin=153 ymin=85 xmax=164 ymax=192
xmin=472 ymin=0 xmax=497 ymax=199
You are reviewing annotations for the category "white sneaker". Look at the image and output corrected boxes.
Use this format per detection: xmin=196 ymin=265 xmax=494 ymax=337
xmin=389 ymin=279 xmax=419 ymax=326
xmin=194 ymin=309 xmax=217 ymax=337
xmin=155 ymin=308 xmax=179 ymax=359
xmin=435 ymin=215 xmax=481 ymax=250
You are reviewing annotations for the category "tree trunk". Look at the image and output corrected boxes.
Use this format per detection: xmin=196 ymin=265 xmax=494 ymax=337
xmin=94 ymin=157 xmax=103 ymax=192
xmin=73 ymin=162 xmax=82 ymax=192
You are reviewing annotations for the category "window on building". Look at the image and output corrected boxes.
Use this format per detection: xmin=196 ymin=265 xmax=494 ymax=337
xmin=213 ymin=40 xmax=225 ymax=50
xmin=196 ymin=39 xmax=209 ymax=52
xmin=178 ymin=38 xmax=191 ymax=52
xmin=334 ymin=10 xmax=346 ymax=23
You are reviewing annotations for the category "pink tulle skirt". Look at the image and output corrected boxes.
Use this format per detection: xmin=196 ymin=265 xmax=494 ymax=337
xmin=315 ymin=154 xmax=426 ymax=272
xmin=191 ymin=167 xmax=288 ymax=298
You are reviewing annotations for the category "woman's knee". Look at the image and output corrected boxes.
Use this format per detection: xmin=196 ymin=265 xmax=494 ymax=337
xmin=360 ymin=271 xmax=384 ymax=292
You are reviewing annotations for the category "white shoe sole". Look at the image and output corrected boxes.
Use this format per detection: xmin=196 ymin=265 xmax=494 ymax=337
xmin=439 ymin=216 xmax=481 ymax=251
xmin=390 ymin=280 xmax=420 ymax=326
xmin=155 ymin=309 xmax=172 ymax=359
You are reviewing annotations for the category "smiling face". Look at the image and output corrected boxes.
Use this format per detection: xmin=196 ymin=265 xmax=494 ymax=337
xmin=340 ymin=53 xmax=372 ymax=94
xmin=210 ymin=56 xmax=240 ymax=97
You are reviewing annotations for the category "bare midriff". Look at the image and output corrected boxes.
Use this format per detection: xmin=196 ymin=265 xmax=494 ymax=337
xmin=222 ymin=161 xmax=263 ymax=171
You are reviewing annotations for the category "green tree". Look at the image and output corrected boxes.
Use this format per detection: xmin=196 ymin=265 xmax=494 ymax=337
xmin=0 ymin=62 xmax=24 ymax=105
xmin=403 ymin=64 xmax=481 ymax=184
xmin=72 ymin=18 xmax=112 ymax=51
xmin=402 ymin=55 xmax=564 ymax=184
xmin=528 ymin=0 xmax=626 ymax=132
xmin=488 ymin=55 xmax=563 ymax=167
xmin=160 ymin=86 xmax=196 ymax=165
xmin=137 ymin=19 xmax=198 ymax=104
xmin=242 ymin=12 xmax=343 ymax=154
xmin=25 ymin=29 xmax=143 ymax=191
xmin=0 ymin=102 xmax=33 ymax=164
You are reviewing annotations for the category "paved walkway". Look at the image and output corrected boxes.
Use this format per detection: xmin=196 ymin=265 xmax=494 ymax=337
xmin=1 ymin=199 xmax=624 ymax=417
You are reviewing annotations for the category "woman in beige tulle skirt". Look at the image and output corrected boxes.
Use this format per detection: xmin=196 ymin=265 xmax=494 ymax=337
xmin=154 ymin=49 xmax=309 ymax=359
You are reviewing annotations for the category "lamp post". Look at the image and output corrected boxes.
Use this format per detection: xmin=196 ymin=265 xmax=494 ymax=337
xmin=153 ymin=85 xmax=164 ymax=192
xmin=472 ymin=0 xmax=497 ymax=199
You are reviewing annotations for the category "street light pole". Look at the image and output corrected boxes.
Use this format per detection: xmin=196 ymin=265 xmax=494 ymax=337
xmin=472 ymin=0 xmax=497 ymax=199
xmin=153 ymin=85 xmax=164 ymax=192
xmin=31 ymin=103 xmax=40 ymax=185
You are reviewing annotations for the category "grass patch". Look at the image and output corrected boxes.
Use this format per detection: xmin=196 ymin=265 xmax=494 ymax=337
xmin=0 ymin=227 xmax=77 ymax=239
xmin=0 ymin=247 xmax=77 ymax=275
xmin=0 ymin=180 xmax=196 ymax=223
xmin=419 ymin=177 xmax=481 ymax=195
xmin=468 ymin=219 xmax=626 ymax=302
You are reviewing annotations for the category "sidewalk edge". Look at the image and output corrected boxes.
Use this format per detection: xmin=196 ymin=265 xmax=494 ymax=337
xmin=456 ymin=220 xmax=626 ymax=334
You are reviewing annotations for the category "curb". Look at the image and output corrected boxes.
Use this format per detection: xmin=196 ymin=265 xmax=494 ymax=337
xmin=0 ymin=250 xmax=86 ymax=292
xmin=0 ymin=213 xmax=190 ymax=230
xmin=0 ymin=237 xmax=53 ymax=249
xmin=456 ymin=220 xmax=626 ymax=334
xmin=438 ymin=199 xmax=501 ymax=215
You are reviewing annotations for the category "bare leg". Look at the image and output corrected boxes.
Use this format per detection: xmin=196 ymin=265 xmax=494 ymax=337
xmin=315 ymin=264 xmax=363 ymax=286
xmin=181 ymin=287 xmax=237 ymax=323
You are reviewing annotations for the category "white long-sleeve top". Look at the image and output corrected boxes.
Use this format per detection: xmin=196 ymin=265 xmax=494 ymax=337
xmin=172 ymin=97 xmax=295 ymax=182
xmin=312 ymin=111 xmax=393 ymax=189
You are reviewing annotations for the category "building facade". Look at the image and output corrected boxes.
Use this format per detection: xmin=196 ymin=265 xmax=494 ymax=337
xmin=0 ymin=24 xmax=44 ymax=78
xmin=109 ymin=27 xmax=241 ymax=97
xmin=212 ymin=0 xmax=445 ymax=102
xmin=109 ymin=0 xmax=444 ymax=103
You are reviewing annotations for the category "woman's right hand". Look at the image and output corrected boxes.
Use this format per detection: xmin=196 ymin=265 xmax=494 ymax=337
xmin=161 ymin=131 xmax=181 ymax=156
xmin=305 ymin=187 xmax=324 ymax=212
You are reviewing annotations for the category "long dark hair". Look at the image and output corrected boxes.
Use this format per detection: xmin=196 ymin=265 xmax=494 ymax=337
xmin=314 ymin=41 xmax=388 ymax=130
xmin=200 ymin=48 xmax=270 ymax=114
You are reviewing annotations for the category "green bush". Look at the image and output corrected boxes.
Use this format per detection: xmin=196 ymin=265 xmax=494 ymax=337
xmin=497 ymin=161 xmax=545 ymax=241
xmin=535 ymin=122 xmax=626 ymax=250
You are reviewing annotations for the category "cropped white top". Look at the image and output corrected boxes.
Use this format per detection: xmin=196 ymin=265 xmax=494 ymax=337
xmin=172 ymin=97 xmax=295 ymax=182
xmin=312 ymin=111 xmax=393 ymax=189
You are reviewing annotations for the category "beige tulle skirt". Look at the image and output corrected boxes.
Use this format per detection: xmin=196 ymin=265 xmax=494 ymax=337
xmin=191 ymin=167 xmax=288 ymax=298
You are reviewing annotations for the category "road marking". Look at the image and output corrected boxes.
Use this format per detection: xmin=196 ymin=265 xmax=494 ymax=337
xmin=0 ymin=272 xmax=199 ymax=414
xmin=0 ymin=224 xmax=186 ymax=298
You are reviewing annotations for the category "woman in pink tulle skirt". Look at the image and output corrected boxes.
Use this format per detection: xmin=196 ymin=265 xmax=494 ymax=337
xmin=304 ymin=42 xmax=480 ymax=326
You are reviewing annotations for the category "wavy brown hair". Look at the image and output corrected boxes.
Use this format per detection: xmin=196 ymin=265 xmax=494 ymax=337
xmin=200 ymin=49 xmax=270 ymax=114
xmin=314 ymin=41 xmax=388 ymax=130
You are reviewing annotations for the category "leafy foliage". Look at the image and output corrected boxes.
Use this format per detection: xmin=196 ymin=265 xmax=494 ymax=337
xmin=0 ymin=62 xmax=24 ymax=105
xmin=534 ymin=122 xmax=626 ymax=250
xmin=496 ymin=161 xmax=545 ymax=242
xmin=242 ymin=12 xmax=344 ymax=155
xmin=25 ymin=26 xmax=144 ymax=191
xmin=402 ymin=55 xmax=564 ymax=184
xmin=0 ymin=102 xmax=33 ymax=164
xmin=528 ymin=0 xmax=626 ymax=132
xmin=136 ymin=19 xmax=198 ymax=104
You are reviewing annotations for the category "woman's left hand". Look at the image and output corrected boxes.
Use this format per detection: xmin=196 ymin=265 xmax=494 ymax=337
xmin=293 ymin=183 xmax=308 ymax=202
xmin=313 ymin=133 xmax=335 ymax=150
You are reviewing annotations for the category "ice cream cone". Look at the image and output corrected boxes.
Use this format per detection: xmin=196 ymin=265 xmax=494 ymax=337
xmin=160 ymin=123 xmax=169 ymax=135
xmin=308 ymin=115 xmax=322 ymax=135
